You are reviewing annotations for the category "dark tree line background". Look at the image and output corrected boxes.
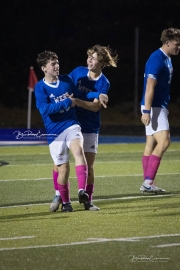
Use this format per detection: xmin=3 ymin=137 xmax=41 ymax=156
xmin=1 ymin=0 xmax=180 ymax=111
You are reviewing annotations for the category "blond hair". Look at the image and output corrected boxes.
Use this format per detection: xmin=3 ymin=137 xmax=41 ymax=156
xmin=87 ymin=44 xmax=118 ymax=68
xmin=160 ymin=28 xmax=180 ymax=44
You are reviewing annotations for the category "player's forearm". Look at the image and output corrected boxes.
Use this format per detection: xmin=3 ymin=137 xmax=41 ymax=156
xmin=144 ymin=88 xmax=154 ymax=110
xmin=144 ymin=78 xmax=156 ymax=110
xmin=38 ymin=98 xmax=72 ymax=116
xmin=75 ymin=99 xmax=101 ymax=112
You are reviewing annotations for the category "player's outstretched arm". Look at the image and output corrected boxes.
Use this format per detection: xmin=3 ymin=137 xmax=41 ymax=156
xmin=75 ymin=98 xmax=101 ymax=112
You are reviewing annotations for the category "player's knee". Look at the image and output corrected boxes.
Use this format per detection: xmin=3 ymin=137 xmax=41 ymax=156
xmin=160 ymin=138 xmax=170 ymax=153
xmin=72 ymin=146 xmax=84 ymax=157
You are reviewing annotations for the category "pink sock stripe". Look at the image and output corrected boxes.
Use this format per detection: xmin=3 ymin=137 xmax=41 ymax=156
xmin=86 ymin=184 xmax=94 ymax=202
xmin=75 ymin=165 xmax=88 ymax=171
xmin=142 ymin=155 xmax=150 ymax=180
xmin=86 ymin=184 xmax=94 ymax=193
xmin=53 ymin=170 xmax=59 ymax=191
xmin=75 ymin=165 xmax=88 ymax=190
xmin=57 ymin=183 xmax=70 ymax=203
xmin=145 ymin=154 xmax=161 ymax=181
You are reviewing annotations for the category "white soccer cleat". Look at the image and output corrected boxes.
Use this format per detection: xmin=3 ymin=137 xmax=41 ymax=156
xmin=140 ymin=181 xmax=166 ymax=193
xmin=49 ymin=195 xmax=62 ymax=212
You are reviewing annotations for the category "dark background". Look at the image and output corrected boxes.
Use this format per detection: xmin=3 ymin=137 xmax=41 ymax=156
xmin=1 ymin=0 xmax=180 ymax=122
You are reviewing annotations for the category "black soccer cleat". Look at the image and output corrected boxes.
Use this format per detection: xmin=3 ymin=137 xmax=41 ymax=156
xmin=61 ymin=202 xmax=73 ymax=212
xmin=84 ymin=201 xmax=100 ymax=211
xmin=78 ymin=190 xmax=89 ymax=204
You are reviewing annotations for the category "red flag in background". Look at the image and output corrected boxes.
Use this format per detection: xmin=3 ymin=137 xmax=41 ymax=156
xmin=28 ymin=66 xmax=38 ymax=91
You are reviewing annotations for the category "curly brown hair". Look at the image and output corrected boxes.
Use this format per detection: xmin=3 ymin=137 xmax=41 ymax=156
xmin=36 ymin=50 xmax=58 ymax=69
xmin=87 ymin=44 xmax=118 ymax=68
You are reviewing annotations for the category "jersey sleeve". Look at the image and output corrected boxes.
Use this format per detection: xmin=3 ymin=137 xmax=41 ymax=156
xmin=146 ymin=55 xmax=163 ymax=80
xmin=88 ymin=78 xmax=110 ymax=98
xmin=35 ymin=83 xmax=72 ymax=117
xmin=97 ymin=80 xmax=110 ymax=95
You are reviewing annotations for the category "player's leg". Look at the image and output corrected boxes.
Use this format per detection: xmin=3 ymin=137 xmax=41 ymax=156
xmin=83 ymin=132 xmax=100 ymax=210
xmin=49 ymin=133 xmax=73 ymax=212
xmin=49 ymin=164 xmax=61 ymax=212
xmin=85 ymin=151 xmax=95 ymax=192
xmin=52 ymin=164 xmax=59 ymax=195
xmin=141 ymin=130 xmax=170 ymax=193
xmin=140 ymin=107 xmax=170 ymax=193
xmin=84 ymin=152 xmax=100 ymax=210
xmin=142 ymin=135 xmax=156 ymax=180
xmin=66 ymin=125 xmax=89 ymax=204
xmin=50 ymin=163 xmax=71 ymax=212
xmin=152 ymin=130 xmax=170 ymax=157
xmin=146 ymin=130 xmax=170 ymax=181
xmin=144 ymin=131 xmax=169 ymax=181
xmin=69 ymin=137 xmax=89 ymax=204
xmin=56 ymin=162 xmax=73 ymax=212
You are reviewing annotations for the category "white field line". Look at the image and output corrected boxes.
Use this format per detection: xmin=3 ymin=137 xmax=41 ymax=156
xmin=1 ymin=148 xmax=180 ymax=156
xmin=3 ymin=159 xmax=180 ymax=167
xmin=0 ymin=234 xmax=180 ymax=251
xmin=0 ymin=236 xmax=35 ymax=241
xmin=0 ymin=194 xmax=179 ymax=209
xmin=0 ymin=153 xmax=49 ymax=156
xmin=152 ymin=243 xmax=180 ymax=248
xmin=0 ymin=172 xmax=180 ymax=182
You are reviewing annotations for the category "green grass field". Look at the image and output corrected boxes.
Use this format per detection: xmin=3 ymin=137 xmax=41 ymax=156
xmin=0 ymin=142 xmax=180 ymax=270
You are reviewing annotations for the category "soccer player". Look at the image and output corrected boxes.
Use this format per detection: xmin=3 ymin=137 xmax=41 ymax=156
xmin=35 ymin=50 xmax=108 ymax=212
xmin=50 ymin=44 xmax=118 ymax=211
xmin=140 ymin=28 xmax=180 ymax=193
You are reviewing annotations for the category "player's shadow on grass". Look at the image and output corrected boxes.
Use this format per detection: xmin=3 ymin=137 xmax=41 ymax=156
xmin=0 ymin=160 xmax=9 ymax=166
xmin=0 ymin=211 xmax=69 ymax=222
xmin=1 ymin=191 xmax=179 ymax=209
xmin=89 ymin=192 xmax=180 ymax=200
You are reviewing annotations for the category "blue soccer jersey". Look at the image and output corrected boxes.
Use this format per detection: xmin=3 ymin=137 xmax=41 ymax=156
xmin=141 ymin=49 xmax=173 ymax=108
xmin=35 ymin=74 xmax=100 ymax=144
xmin=69 ymin=66 xmax=110 ymax=133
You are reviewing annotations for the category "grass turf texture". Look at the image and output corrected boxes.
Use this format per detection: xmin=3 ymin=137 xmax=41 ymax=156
xmin=0 ymin=143 xmax=180 ymax=270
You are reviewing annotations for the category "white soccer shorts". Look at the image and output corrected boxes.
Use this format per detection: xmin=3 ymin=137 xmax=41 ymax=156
xmin=49 ymin=124 xmax=83 ymax=165
xmin=141 ymin=106 xmax=169 ymax=135
xmin=82 ymin=133 xmax=98 ymax=154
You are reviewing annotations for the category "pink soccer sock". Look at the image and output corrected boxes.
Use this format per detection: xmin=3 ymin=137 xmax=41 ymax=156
xmin=53 ymin=170 xmax=59 ymax=191
xmin=145 ymin=154 xmax=161 ymax=181
xmin=142 ymin=155 xmax=150 ymax=180
xmin=75 ymin=165 xmax=88 ymax=190
xmin=57 ymin=183 xmax=70 ymax=203
xmin=85 ymin=184 xmax=94 ymax=202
